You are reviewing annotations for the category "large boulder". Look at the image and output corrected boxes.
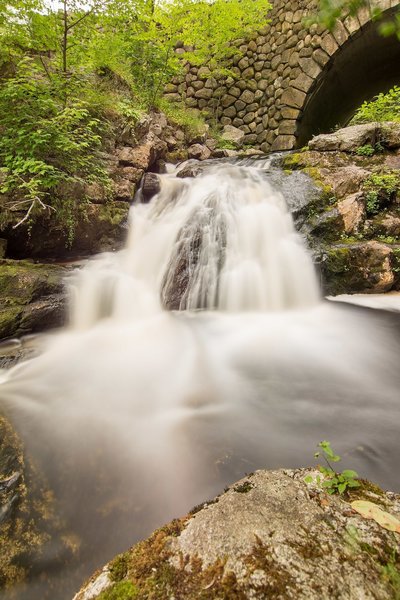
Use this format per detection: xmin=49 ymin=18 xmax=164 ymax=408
xmin=73 ymin=469 xmax=400 ymax=600
xmin=309 ymin=122 xmax=400 ymax=153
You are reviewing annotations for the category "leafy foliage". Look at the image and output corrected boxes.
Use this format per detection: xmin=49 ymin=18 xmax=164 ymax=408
xmin=352 ymin=86 xmax=400 ymax=124
xmin=356 ymin=144 xmax=375 ymax=157
xmin=363 ymin=172 xmax=400 ymax=216
xmin=0 ymin=58 xmax=109 ymax=238
xmin=311 ymin=0 xmax=400 ymax=39
xmin=305 ymin=441 xmax=360 ymax=495
xmin=0 ymin=0 xmax=272 ymax=236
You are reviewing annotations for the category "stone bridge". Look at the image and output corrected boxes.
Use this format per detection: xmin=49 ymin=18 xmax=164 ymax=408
xmin=164 ymin=0 xmax=400 ymax=152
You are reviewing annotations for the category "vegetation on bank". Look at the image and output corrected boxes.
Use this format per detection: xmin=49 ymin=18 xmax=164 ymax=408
xmin=351 ymin=86 xmax=400 ymax=124
xmin=0 ymin=0 xmax=271 ymax=235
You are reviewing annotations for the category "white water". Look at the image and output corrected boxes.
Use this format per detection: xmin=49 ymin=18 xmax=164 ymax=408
xmin=0 ymin=161 xmax=399 ymax=600
xmin=69 ymin=163 xmax=319 ymax=329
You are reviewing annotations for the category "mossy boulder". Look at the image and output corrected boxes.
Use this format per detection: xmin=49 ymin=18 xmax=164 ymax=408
xmin=3 ymin=204 xmax=129 ymax=260
xmin=319 ymin=242 xmax=395 ymax=295
xmin=73 ymin=469 xmax=400 ymax=600
xmin=0 ymin=259 xmax=67 ymax=340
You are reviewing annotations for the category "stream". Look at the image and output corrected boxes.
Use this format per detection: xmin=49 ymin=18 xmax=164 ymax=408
xmin=0 ymin=159 xmax=399 ymax=599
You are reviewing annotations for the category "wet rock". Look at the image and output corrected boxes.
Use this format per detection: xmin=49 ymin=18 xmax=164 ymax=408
xmin=175 ymin=160 xmax=207 ymax=179
xmin=187 ymin=144 xmax=211 ymax=161
xmin=320 ymin=242 xmax=394 ymax=295
xmin=0 ymin=414 xmax=54 ymax=592
xmin=4 ymin=203 xmax=129 ymax=260
xmin=141 ymin=173 xmax=161 ymax=203
xmin=73 ymin=469 xmax=400 ymax=600
xmin=0 ymin=260 xmax=68 ymax=340
xmin=282 ymin=133 xmax=400 ymax=295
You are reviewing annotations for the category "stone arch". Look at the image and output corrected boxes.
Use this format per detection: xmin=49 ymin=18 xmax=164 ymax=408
xmin=288 ymin=5 xmax=400 ymax=148
xmin=164 ymin=0 xmax=400 ymax=152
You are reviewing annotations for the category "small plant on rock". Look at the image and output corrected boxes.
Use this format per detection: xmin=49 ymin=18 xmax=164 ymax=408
xmin=356 ymin=144 xmax=376 ymax=157
xmin=305 ymin=441 xmax=360 ymax=495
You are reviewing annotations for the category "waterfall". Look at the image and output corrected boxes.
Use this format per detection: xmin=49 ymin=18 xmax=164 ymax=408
xmin=0 ymin=159 xmax=399 ymax=600
xmin=69 ymin=162 xmax=319 ymax=330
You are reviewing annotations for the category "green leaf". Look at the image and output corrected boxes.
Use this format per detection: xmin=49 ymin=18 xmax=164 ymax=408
xmin=342 ymin=469 xmax=359 ymax=479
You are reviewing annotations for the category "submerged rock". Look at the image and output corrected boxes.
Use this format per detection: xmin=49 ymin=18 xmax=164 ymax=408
xmin=73 ymin=469 xmax=400 ymax=600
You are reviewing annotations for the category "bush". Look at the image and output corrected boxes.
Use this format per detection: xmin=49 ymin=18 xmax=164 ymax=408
xmin=0 ymin=58 xmax=111 ymax=240
xmin=363 ymin=172 xmax=400 ymax=216
xmin=351 ymin=86 xmax=400 ymax=124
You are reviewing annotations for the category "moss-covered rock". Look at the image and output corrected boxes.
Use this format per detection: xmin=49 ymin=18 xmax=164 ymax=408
xmin=0 ymin=259 xmax=67 ymax=340
xmin=319 ymin=241 xmax=395 ymax=295
xmin=73 ymin=469 xmax=400 ymax=600
xmin=283 ymin=126 xmax=400 ymax=295
xmin=3 ymin=204 xmax=129 ymax=260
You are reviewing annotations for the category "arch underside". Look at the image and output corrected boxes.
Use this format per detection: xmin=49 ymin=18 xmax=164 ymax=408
xmin=297 ymin=7 xmax=400 ymax=146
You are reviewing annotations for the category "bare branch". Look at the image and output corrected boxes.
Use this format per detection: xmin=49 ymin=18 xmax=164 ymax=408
xmin=12 ymin=199 xmax=36 ymax=228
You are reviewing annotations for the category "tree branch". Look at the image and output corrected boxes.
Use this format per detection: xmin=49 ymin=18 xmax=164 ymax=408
xmin=66 ymin=8 xmax=94 ymax=32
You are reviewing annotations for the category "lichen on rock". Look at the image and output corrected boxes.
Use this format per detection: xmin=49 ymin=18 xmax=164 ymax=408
xmin=73 ymin=469 xmax=400 ymax=600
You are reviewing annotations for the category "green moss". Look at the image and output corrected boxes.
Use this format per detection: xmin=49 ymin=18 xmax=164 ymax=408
xmin=164 ymin=149 xmax=189 ymax=164
xmin=98 ymin=206 xmax=127 ymax=226
xmin=243 ymin=536 xmax=298 ymax=596
xmin=109 ymin=553 xmax=130 ymax=582
xmin=233 ymin=481 xmax=253 ymax=494
xmin=282 ymin=152 xmax=303 ymax=170
xmin=0 ymin=306 xmax=23 ymax=339
xmin=97 ymin=581 xmax=138 ymax=600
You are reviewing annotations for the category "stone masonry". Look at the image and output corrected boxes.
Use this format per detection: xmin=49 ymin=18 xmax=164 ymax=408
xmin=164 ymin=0 xmax=400 ymax=152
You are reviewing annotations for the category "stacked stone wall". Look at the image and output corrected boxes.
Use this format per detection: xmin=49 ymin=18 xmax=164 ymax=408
xmin=164 ymin=0 xmax=400 ymax=152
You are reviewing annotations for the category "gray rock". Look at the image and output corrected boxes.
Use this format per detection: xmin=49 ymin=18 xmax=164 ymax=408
xmin=187 ymin=144 xmax=211 ymax=160
xmin=309 ymin=124 xmax=379 ymax=152
xmin=221 ymin=125 xmax=245 ymax=146
xmin=141 ymin=173 xmax=161 ymax=203
xmin=73 ymin=469 xmax=400 ymax=600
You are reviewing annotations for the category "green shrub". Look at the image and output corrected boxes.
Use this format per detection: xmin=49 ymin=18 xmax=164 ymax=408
xmin=352 ymin=86 xmax=400 ymax=124
xmin=356 ymin=144 xmax=375 ymax=157
xmin=363 ymin=172 xmax=400 ymax=216
xmin=0 ymin=58 xmax=111 ymax=239
xmin=157 ymin=98 xmax=207 ymax=138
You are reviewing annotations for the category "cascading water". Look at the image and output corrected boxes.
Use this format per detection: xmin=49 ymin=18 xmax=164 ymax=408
xmin=0 ymin=159 xmax=399 ymax=600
